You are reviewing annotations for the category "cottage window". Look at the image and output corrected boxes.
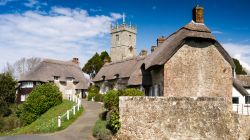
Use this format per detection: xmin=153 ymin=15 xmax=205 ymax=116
xmin=66 ymin=77 xmax=74 ymax=82
xmin=54 ymin=76 xmax=60 ymax=80
xmin=149 ymin=84 xmax=159 ymax=96
xmin=21 ymin=82 xmax=33 ymax=88
xmin=245 ymin=96 xmax=250 ymax=104
xmin=232 ymin=97 xmax=239 ymax=104
xmin=21 ymin=94 xmax=28 ymax=101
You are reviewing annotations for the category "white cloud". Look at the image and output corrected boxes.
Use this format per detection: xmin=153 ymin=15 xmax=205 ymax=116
xmin=110 ymin=12 xmax=122 ymax=20
xmin=0 ymin=7 xmax=120 ymax=71
xmin=24 ymin=0 xmax=38 ymax=7
xmin=0 ymin=0 xmax=14 ymax=6
xmin=90 ymin=8 xmax=102 ymax=12
xmin=212 ymin=30 xmax=223 ymax=34
xmin=223 ymin=43 xmax=250 ymax=72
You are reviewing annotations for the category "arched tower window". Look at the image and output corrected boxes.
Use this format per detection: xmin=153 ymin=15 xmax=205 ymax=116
xmin=129 ymin=46 xmax=133 ymax=53
xmin=116 ymin=34 xmax=119 ymax=41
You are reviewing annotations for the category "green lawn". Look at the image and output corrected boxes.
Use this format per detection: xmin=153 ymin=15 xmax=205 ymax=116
xmin=2 ymin=100 xmax=83 ymax=135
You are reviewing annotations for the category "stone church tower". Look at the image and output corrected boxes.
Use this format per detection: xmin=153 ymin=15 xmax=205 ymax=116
xmin=110 ymin=14 xmax=137 ymax=62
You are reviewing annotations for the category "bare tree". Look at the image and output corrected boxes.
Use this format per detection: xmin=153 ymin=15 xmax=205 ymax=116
xmin=3 ymin=62 xmax=15 ymax=77
xmin=4 ymin=57 xmax=42 ymax=79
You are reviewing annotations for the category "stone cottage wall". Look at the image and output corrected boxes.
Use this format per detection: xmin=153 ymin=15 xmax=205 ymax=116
xmin=117 ymin=96 xmax=250 ymax=140
xmin=163 ymin=41 xmax=232 ymax=103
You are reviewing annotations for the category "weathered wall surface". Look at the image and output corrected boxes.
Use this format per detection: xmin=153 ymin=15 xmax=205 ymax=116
xmin=164 ymin=41 xmax=232 ymax=102
xmin=117 ymin=96 xmax=250 ymax=140
xmin=238 ymin=115 xmax=250 ymax=140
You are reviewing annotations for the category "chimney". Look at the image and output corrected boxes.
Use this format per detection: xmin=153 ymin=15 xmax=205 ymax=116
xmin=139 ymin=49 xmax=148 ymax=57
xmin=72 ymin=58 xmax=79 ymax=65
xmin=192 ymin=5 xmax=204 ymax=23
xmin=157 ymin=36 xmax=166 ymax=47
xmin=151 ymin=46 xmax=157 ymax=53
xmin=103 ymin=57 xmax=110 ymax=64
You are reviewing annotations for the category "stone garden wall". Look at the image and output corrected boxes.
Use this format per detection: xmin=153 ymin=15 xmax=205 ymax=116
xmin=117 ymin=96 xmax=250 ymax=140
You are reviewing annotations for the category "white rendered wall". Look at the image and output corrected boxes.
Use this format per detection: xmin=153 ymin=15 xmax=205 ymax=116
xmin=232 ymin=87 xmax=245 ymax=104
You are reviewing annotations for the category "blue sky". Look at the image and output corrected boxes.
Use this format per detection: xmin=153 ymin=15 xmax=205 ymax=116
xmin=0 ymin=0 xmax=250 ymax=72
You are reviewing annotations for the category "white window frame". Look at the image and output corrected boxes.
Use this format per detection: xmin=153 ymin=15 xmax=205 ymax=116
xmin=21 ymin=82 xmax=33 ymax=88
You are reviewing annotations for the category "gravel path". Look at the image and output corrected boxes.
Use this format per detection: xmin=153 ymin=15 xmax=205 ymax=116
xmin=0 ymin=100 xmax=103 ymax=140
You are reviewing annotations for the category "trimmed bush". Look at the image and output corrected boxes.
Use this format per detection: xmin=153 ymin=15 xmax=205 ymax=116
xmin=94 ymin=93 xmax=103 ymax=102
xmin=93 ymin=119 xmax=112 ymax=140
xmin=107 ymin=109 xmax=120 ymax=134
xmin=19 ymin=83 xmax=62 ymax=125
xmin=119 ymin=88 xmax=144 ymax=96
xmin=87 ymin=86 xmax=99 ymax=101
xmin=103 ymin=90 xmax=119 ymax=111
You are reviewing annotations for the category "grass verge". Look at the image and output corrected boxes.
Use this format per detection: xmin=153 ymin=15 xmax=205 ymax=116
xmin=93 ymin=119 xmax=112 ymax=140
xmin=1 ymin=100 xmax=84 ymax=136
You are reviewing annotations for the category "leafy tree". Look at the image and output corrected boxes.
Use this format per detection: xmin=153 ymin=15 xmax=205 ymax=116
xmin=100 ymin=51 xmax=111 ymax=62
xmin=233 ymin=58 xmax=247 ymax=75
xmin=82 ymin=51 xmax=111 ymax=77
xmin=0 ymin=73 xmax=17 ymax=104
xmin=0 ymin=73 xmax=17 ymax=117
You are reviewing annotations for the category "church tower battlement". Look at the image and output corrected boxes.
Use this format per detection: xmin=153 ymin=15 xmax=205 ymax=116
xmin=110 ymin=14 xmax=137 ymax=62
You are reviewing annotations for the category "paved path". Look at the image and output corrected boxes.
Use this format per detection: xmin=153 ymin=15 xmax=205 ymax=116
xmin=0 ymin=100 xmax=103 ymax=140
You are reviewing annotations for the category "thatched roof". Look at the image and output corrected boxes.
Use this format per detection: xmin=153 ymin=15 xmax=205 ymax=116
xmin=93 ymin=57 xmax=145 ymax=86
xmin=19 ymin=59 xmax=89 ymax=89
xmin=236 ymin=75 xmax=250 ymax=88
xmin=233 ymin=78 xmax=249 ymax=96
xmin=144 ymin=21 xmax=235 ymax=70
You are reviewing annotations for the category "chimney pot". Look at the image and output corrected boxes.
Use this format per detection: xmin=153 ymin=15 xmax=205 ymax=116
xmin=72 ymin=58 xmax=79 ymax=65
xmin=103 ymin=57 xmax=110 ymax=64
xmin=151 ymin=46 xmax=157 ymax=53
xmin=192 ymin=5 xmax=204 ymax=23
xmin=139 ymin=49 xmax=148 ymax=57
xmin=157 ymin=36 xmax=166 ymax=47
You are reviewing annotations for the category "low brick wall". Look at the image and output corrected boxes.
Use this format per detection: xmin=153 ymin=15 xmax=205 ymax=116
xmin=117 ymin=96 xmax=250 ymax=140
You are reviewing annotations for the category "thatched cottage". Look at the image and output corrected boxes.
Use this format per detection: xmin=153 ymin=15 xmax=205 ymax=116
xmin=141 ymin=5 xmax=249 ymax=103
xmin=93 ymin=6 xmax=249 ymax=104
xmin=93 ymin=56 xmax=145 ymax=93
xmin=16 ymin=58 xmax=89 ymax=102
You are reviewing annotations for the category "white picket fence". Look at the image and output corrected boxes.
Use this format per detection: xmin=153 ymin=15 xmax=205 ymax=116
xmin=232 ymin=104 xmax=250 ymax=115
xmin=58 ymin=95 xmax=82 ymax=127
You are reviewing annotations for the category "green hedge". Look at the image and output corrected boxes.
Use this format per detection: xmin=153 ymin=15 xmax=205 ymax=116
xmin=94 ymin=94 xmax=103 ymax=102
xmin=102 ymin=88 xmax=144 ymax=134
xmin=103 ymin=88 xmax=144 ymax=111
xmin=103 ymin=90 xmax=119 ymax=111
xmin=18 ymin=83 xmax=62 ymax=125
